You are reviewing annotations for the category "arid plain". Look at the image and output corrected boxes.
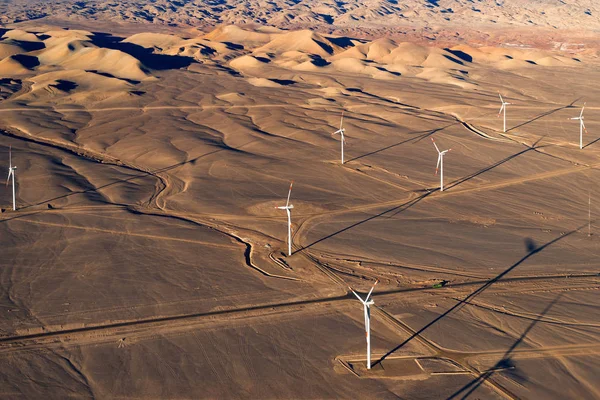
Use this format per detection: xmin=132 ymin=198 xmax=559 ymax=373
xmin=0 ymin=14 xmax=599 ymax=400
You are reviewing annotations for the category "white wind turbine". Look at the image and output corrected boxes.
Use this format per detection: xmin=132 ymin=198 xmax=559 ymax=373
xmin=6 ymin=146 xmax=16 ymax=211
xmin=498 ymin=93 xmax=511 ymax=133
xmin=432 ymin=138 xmax=451 ymax=192
xmin=276 ymin=181 xmax=294 ymax=256
xmin=570 ymin=103 xmax=588 ymax=149
xmin=332 ymin=112 xmax=347 ymax=164
xmin=350 ymin=280 xmax=378 ymax=370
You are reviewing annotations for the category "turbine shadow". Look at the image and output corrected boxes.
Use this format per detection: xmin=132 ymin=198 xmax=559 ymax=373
xmin=444 ymin=136 xmax=545 ymax=191
xmin=446 ymin=293 xmax=562 ymax=399
xmin=506 ymin=98 xmax=580 ymax=133
xmin=0 ymin=210 xmax=45 ymax=223
xmin=371 ymin=227 xmax=581 ymax=369
xmin=293 ymin=191 xmax=434 ymax=254
xmin=346 ymin=125 xmax=453 ymax=163
xmin=583 ymin=136 xmax=600 ymax=149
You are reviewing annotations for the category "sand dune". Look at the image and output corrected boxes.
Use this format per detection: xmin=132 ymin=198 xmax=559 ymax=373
xmin=124 ymin=32 xmax=187 ymax=52
xmin=1 ymin=29 xmax=42 ymax=43
xmin=204 ymin=25 xmax=276 ymax=45
xmin=0 ymin=41 xmax=30 ymax=59
xmin=0 ymin=55 xmax=35 ymax=75
xmin=254 ymin=30 xmax=343 ymax=57
xmin=23 ymin=70 xmax=132 ymax=102
xmin=45 ymin=46 xmax=149 ymax=81
xmin=0 ymin=25 xmax=589 ymax=93
xmin=35 ymin=36 xmax=150 ymax=81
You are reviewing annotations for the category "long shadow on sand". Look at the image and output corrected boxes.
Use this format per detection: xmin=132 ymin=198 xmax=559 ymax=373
xmin=444 ymin=136 xmax=545 ymax=191
xmin=446 ymin=293 xmax=562 ymax=399
xmin=583 ymin=136 xmax=600 ymax=149
xmin=506 ymin=99 xmax=579 ymax=133
xmin=372 ymin=229 xmax=580 ymax=369
xmin=346 ymin=125 xmax=452 ymax=163
xmin=293 ymin=191 xmax=434 ymax=254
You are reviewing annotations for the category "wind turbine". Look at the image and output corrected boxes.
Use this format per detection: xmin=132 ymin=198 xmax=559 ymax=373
xmin=432 ymin=138 xmax=451 ymax=192
xmin=498 ymin=93 xmax=511 ymax=133
xmin=6 ymin=146 xmax=16 ymax=211
xmin=570 ymin=103 xmax=587 ymax=149
xmin=276 ymin=181 xmax=294 ymax=256
xmin=350 ymin=280 xmax=378 ymax=370
xmin=332 ymin=112 xmax=346 ymax=164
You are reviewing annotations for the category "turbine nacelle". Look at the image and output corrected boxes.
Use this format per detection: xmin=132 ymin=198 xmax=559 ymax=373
xmin=276 ymin=181 xmax=294 ymax=256
xmin=349 ymin=280 xmax=378 ymax=304
xmin=333 ymin=112 xmax=347 ymax=163
xmin=570 ymin=103 xmax=587 ymax=125
xmin=571 ymin=103 xmax=589 ymax=149
xmin=432 ymin=138 xmax=451 ymax=176
xmin=498 ymin=93 xmax=511 ymax=123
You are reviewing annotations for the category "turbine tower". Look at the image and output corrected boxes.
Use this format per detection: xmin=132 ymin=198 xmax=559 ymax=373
xmin=276 ymin=181 xmax=294 ymax=256
xmin=432 ymin=138 xmax=451 ymax=192
xmin=498 ymin=93 xmax=511 ymax=133
xmin=570 ymin=103 xmax=587 ymax=149
xmin=332 ymin=112 xmax=346 ymax=164
xmin=6 ymin=146 xmax=16 ymax=211
xmin=350 ymin=280 xmax=378 ymax=370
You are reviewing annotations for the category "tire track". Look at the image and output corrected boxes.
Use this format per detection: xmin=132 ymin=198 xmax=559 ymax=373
xmin=0 ymin=272 xmax=597 ymax=354
xmin=5 ymin=217 xmax=239 ymax=249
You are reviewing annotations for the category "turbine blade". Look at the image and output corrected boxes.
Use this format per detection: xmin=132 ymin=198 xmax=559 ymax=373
xmin=581 ymin=103 xmax=586 ymax=118
xmin=436 ymin=154 xmax=441 ymax=174
xmin=365 ymin=280 xmax=378 ymax=301
xmin=498 ymin=104 xmax=504 ymax=116
xmin=498 ymin=93 xmax=504 ymax=103
xmin=350 ymin=288 xmax=365 ymax=303
xmin=340 ymin=111 xmax=344 ymax=130
xmin=286 ymin=181 xmax=293 ymax=208
xmin=6 ymin=170 xmax=11 ymax=186
xmin=431 ymin=137 xmax=440 ymax=153
xmin=9 ymin=146 xmax=11 ymax=168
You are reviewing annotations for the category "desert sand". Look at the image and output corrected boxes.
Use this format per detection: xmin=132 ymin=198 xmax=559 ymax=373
xmin=0 ymin=9 xmax=599 ymax=400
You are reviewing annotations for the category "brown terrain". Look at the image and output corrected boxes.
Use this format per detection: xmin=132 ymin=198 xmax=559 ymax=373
xmin=0 ymin=1 xmax=599 ymax=399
